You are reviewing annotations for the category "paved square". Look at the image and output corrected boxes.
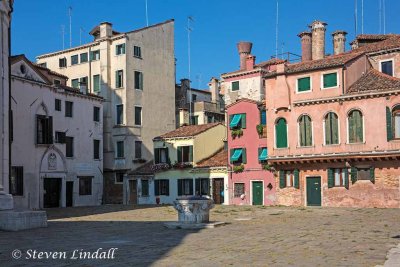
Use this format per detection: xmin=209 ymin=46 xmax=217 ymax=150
xmin=0 ymin=205 xmax=399 ymax=266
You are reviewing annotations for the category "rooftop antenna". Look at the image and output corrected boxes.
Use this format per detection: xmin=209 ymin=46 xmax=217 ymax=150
xmin=80 ymin=27 xmax=85 ymax=45
xmin=383 ymin=0 xmax=386 ymax=34
xmin=68 ymin=6 xmax=72 ymax=48
xmin=354 ymin=0 xmax=358 ymax=36
xmin=61 ymin=25 xmax=65 ymax=50
xmin=275 ymin=0 xmax=279 ymax=59
xmin=186 ymin=16 xmax=194 ymax=124
xmin=196 ymin=73 xmax=202 ymax=90
xmin=145 ymin=0 xmax=149 ymax=26
xmin=379 ymin=0 xmax=382 ymax=33
xmin=361 ymin=0 xmax=364 ymax=34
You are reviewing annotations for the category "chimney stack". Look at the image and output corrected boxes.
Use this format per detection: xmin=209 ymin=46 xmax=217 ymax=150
xmin=298 ymin=31 xmax=312 ymax=62
xmin=208 ymin=77 xmax=219 ymax=103
xmin=245 ymin=55 xmax=256 ymax=70
xmin=332 ymin=31 xmax=347 ymax=55
xmin=237 ymin=41 xmax=253 ymax=70
xmin=99 ymin=22 xmax=113 ymax=38
xmin=309 ymin=20 xmax=327 ymax=60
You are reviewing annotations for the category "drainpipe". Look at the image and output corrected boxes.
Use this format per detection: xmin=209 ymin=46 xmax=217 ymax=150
xmin=342 ymin=66 xmax=345 ymax=95
xmin=8 ymin=4 xmax=13 ymax=181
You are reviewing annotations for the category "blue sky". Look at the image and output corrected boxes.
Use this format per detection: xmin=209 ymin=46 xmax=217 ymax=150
xmin=12 ymin=0 xmax=398 ymax=89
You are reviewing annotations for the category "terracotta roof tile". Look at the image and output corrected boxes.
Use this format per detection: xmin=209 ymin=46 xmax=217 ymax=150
xmin=225 ymin=97 xmax=261 ymax=109
xmin=196 ymin=149 xmax=227 ymax=168
xmin=347 ymin=69 xmax=400 ymax=94
xmin=154 ymin=122 xmax=222 ymax=139
xmin=255 ymin=58 xmax=286 ymax=68
xmin=128 ymin=160 xmax=154 ymax=175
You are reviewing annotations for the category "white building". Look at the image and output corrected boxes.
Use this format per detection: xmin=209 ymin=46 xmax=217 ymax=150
xmin=11 ymin=55 xmax=103 ymax=209
xmin=36 ymin=20 xmax=176 ymax=203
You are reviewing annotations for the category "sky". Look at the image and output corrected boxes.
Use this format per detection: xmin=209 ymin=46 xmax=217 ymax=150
xmin=12 ymin=0 xmax=399 ymax=89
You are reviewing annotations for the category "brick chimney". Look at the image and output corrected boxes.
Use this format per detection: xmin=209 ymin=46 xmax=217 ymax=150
xmin=99 ymin=22 xmax=113 ymax=38
xmin=298 ymin=31 xmax=312 ymax=62
xmin=245 ymin=55 xmax=256 ymax=70
xmin=208 ymin=77 xmax=219 ymax=103
xmin=309 ymin=20 xmax=327 ymax=60
xmin=332 ymin=31 xmax=347 ymax=55
xmin=237 ymin=41 xmax=253 ymax=70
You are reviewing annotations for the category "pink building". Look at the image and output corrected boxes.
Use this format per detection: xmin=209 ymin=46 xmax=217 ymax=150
xmin=265 ymin=21 xmax=400 ymax=207
xmin=226 ymin=99 xmax=275 ymax=205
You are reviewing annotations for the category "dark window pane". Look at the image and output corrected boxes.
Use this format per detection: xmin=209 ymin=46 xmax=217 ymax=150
xmin=135 ymin=106 xmax=142 ymax=125
xmin=116 ymin=105 xmax=123 ymax=124
xmin=79 ymin=176 xmax=92 ymax=195
xmin=71 ymin=55 xmax=78 ymax=65
xmin=65 ymin=101 xmax=73 ymax=117
xmin=10 ymin=166 xmax=23 ymax=196
xmin=55 ymin=99 xmax=61 ymax=111
xmin=135 ymin=141 xmax=142 ymax=159
xmin=66 ymin=136 xmax=74 ymax=157
xmin=381 ymin=61 xmax=393 ymax=76
xmin=94 ymin=139 xmax=100 ymax=159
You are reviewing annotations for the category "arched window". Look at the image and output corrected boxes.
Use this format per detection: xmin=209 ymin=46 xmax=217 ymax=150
xmin=299 ymin=115 xmax=312 ymax=147
xmin=325 ymin=112 xmax=339 ymax=145
xmin=392 ymin=105 xmax=400 ymax=139
xmin=348 ymin=110 xmax=363 ymax=143
xmin=275 ymin=118 xmax=288 ymax=148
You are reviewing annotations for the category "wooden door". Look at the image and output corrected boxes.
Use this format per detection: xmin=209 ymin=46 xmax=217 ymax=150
xmin=129 ymin=180 xmax=137 ymax=204
xmin=44 ymin=178 xmax=61 ymax=208
xmin=252 ymin=181 xmax=263 ymax=205
xmin=307 ymin=177 xmax=321 ymax=206
xmin=212 ymin=178 xmax=224 ymax=204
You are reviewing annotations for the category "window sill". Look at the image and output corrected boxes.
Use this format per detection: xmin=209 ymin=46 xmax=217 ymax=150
xmin=322 ymin=143 xmax=341 ymax=147
xmin=388 ymin=139 xmax=400 ymax=142
xmin=295 ymin=90 xmax=312 ymax=94
xmin=133 ymin=124 xmax=142 ymax=128
xmin=321 ymin=86 xmax=339 ymax=90
xmin=115 ymin=87 xmax=124 ymax=90
xmin=66 ymin=156 xmax=74 ymax=159
xmin=94 ymin=158 xmax=101 ymax=161
xmin=115 ymin=54 xmax=126 ymax=57
xmin=133 ymin=56 xmax=143 ymax=59
xmin=135 ymin=88 xmax=143 ymax=91
xmin=274 ymin=147 xmax=289 ymax=150
xmin=114 ymin=124 xmax=126 ymax=128
xmin=115 ymin=157 xmax=125 ymax=160
xmin=296 ymin=145 xmax=315 ymax=148
xmin=346 ymin=142 xmax=366 ymax=145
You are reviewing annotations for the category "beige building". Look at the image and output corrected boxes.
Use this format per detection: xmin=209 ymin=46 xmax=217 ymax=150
xmin=36 ymin=20 xmax=176 ymax=203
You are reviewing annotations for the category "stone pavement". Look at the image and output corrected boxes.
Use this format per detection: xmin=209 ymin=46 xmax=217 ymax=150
xmin=0 ymin=205 xmax=399 ymax=266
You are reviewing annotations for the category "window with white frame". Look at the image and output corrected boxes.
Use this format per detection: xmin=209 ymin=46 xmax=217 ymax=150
xmin=116 ymin=44 xmax=126 ymax=55
xmin=234 ymin=183 xmax=245 ymax=197
xmin=322 ymin=72 xmax=338 ymax=88
xmin=297 ymin=76 xmax=311 ymax=92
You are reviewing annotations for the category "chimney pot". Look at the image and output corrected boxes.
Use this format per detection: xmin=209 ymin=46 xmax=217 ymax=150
xmin=298 ymin=31 xmax=312 ymax=62
xmin=332 ymin=30 xmax=347 ymax=55
xmin=245 ymin=55 xmax=256 ymax=70
xmin=237 ymin=41 xmax=253 ymax=70
xmin=208 ymin=77 xmax=220 ymax=103
xmin=309 ymin=20 xmax=327 ymax=60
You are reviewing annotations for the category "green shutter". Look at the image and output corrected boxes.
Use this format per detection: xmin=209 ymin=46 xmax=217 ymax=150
xmin=241 ymin=114 xmax=246 ymax=129
xmin=189 ymin=146 xmax=193 ymax=162
xmin=279 ymin=170 xmax=286 ymax=188
xmin=276 ymin=118 xmax=288 ymax=148
xmin=297 ymin=77 xmax=311 ymax=92
xmin=229 ymin=114 xmax=233 ymax=127
xmin=241 ymin=148 xmax=247 ymax=164
xmin=177 ymin=180 xmax=182 ymax=196
xmin=350 ymin=167 xmax=358 ymax=184
xmin=140 ymin=73 xmax=143 ymax=90
xmin=355 ymin=111 xmax=363 ymax=142
xmin=93 ymin=75 xmax=100 ymax=93
xmin=122 ymin=43 xmax=125 ymax=54
xmin=370 ymin=167 xmax=375 ymax=184
xmin=232 ymin=81 xmax=239 ymax=91
xmin=348 ymin=112 xmax=354 ymax=143
xmin=177 ymin=147 xmax=182 ymax=163
xmin=323 ymin=73 xmax=337 ymax=88
xmin=258 ymin=147 xmax=261 ymax=163
xmin=386 ymin=107 xmax=393 ymax=141
xmin=327 ymin=168 xmax=334 ymax=188
xmin=115 ymin=71 xmax=118 ymax=88
xmin=229 ymin=149 xmax=234 ymax=164
xmin=331 ymin=113 xmax=339 ymax=144
xmin=294 ymin=169 xmax=300 ymax=189
xmin=344 ymin=168 xmax=349 ymax=189
xmin=154 ymin=180 xmax=160 ymax=195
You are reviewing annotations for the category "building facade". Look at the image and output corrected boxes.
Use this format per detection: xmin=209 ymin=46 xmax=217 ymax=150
xmin=11 ymin=55 xmax=103 ymax=209
xmin=227 ymin=98 xmax=275 ymax=205
xmin=36 ymin=20 xmax=176 ymax=204
xmin=265 ymin=21 xmax=400 ymax=208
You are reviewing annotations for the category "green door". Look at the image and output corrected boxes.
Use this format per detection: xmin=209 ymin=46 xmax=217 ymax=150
xmin=307 ymin=177 xmax=321 ymax=206
xmin=252 ymin=181 xmax=263 ymax=205
xmin=275 ymin=118 xmax=288 ymax=148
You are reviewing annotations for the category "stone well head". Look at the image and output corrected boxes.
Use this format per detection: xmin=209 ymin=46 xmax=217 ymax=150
xmin=173 ymin=197 xmax=215 ymax=224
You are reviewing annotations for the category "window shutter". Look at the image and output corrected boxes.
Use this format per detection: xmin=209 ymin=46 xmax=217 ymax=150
xmin=177 ymin=147 xmax=182 ymax=163
xmin=369 ymin=167 xmax=375 ymax=184
xmin=350 ymin=167 xmax=358 ymax=184
xmin=154 ymin=149 xmax=160 ymax=164
xmin=195 ymin=179 xmax=200 ymax=195
xmin=189 ymin=146 xmax=193 ymax=162
xmin=331 ymin=113 xmax=339 ymax=144
xmin=48 ymin=117 xmax=53 ymax=144
xmin=241 ymin=148 xmax=247 ymax=164
xmin=355 ymin=111 xmax=363 ymax=142
xmin=229 ymin=149 xmax=234 ymax=164
xmin=241 ymin=114 xmax=246 ymax=129
xmin=258 ymin=147 xmax=261 ymax=162
xmin=279 ymin=170 xmax=286 ymax=188
xmin=298 ymin=77 xmax=310 ymax=92
xmin=189 ymin=179 xmax=194 ymax=195
xmin=140 ymin=73 xmax=143 ymax=90
xmin=229 ymin=114 xmax=233 ymax=128
xmin=294 ymin=169 xmax=300 ymax=189
xmin=115 ymin=71 xmax=118 ymax=88
xmin=344 ymin=168 xmax=349 ymax=189
xmin=122 ymin=44 xmax=126 ymax=54
xmin=386 ymin=107 xmax=393 ymax=141
xmin=154 ymin=180 xmax=160 ymax=196
xmin=177 ymin=180 xmax=182 ymax=196
xmin=323 ymin=73 xmax=337 ymax=88
xmin=327 ymin=168 xmax=334 ymax=188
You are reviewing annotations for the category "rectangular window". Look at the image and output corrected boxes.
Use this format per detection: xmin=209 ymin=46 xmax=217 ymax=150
xmin=141 ymin=179 xmax=149 ymax=196
xmin=93 ymin=74 xmax=100 ymax=93
xmin=177 ymin=179 xmax=193 ymax=196
xmin=207 ymin=116 xmax=214 ymax=123
xmin=90 ymin=50 xmax=100 ymax=61
xmin=55 ymin=99 xmax=61 ymax=111
xmin=135 ymin=141 xmax=142 ymax=159
xmin=116 ymin=104 xmax=123 ymax=125
xmin=55 ymin=131 xmax=66 ymax=143
xmin=190 ymin=115 xmax=198 ymax=125
xmin=54 ymin=79 xmax=61 ymax=85
xmin=93 ymin=106 xmax=100 ymax=122
xmin=93 ymin=139 xmax=100 ymax=160
xmin=230 ymin=148 xmax=247 ymax=164
xmin=323 ymin=72 xmax=338 ymax=88
xmin=66 ymin=136 xmax=74 ymax=157
xmin=36 ymin=115 xmax=53 ymax=144
xmin=65 ymin=101 xmax=73 ymax=117
xmin=116 ymin=141 xmax=124 ymax=158
xmin=116 ymin=70 xmax=123 ymax=88
xmin=381 ymin=60 xmax=393 ymax=76
xmin=285 ymin=171 xmax=294 ymax=187
xmin=260 ymin=109 xmax=266 ymax=125
xmin=71 ymin=79 xmax=79 ymax=89
xmin=134 ymin=71 xmax=143 ymax=90
xmin=177 ymin=146 xmax=193 ymax=163
xmin=334 ymin=168 xmax=346 ymax=186
xmin=133 ymin=46 xmax=142 ymax=58
xmin=135 ymin=106 xmax=142 ymax=126
xmin=80 ymin=53 xmax=88 ymax=63
xmin=10 ymin=166 xmax=23 ymax=196
xmin=79 ymin=76 xmax=88 ymax=93
xmin=357 ymin=168 xmax=370 ymax=180
xmin=229 ymin=113 xmax=246 ymax=129
xmin=79 ymin=177 xmax=92 ymax=195
xmin=115 ymin=173 xmax=124 ymax=184
xmin=297 ymin=76 xmax=311 ymax=92
xmin=195 ymin=178 xmax=209 ymax=195
xmin=258 ymin=147 xmax=268 ymax=161
xmin=234 ymin=183 xmax=245 ymax=198
xmin=71 ymin=55 xmax=78 ymax=65
xmin=116 ymin=44 xmax=126 ymax=55
xmin=192 ymin=94 xmax=197 ymax=102
xmin=231 ymin=81 xmax=239 ymax=91
xmin=154 ymin=179 xmax=169 ymax=195
xmin=59 ymin=57 xmax=67 ymax=68
xmin=154 ymin=148 xmax=168 ymax=164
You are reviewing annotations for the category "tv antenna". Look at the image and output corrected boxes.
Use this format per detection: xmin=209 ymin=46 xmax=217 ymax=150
xmin=145 ymin=0 xmax=149 ymax=26
xmin=275 ymin=0 xmax=279 ymax=59
xmin=186 ymin=16 xmax=194 ymax=124
xmin=68 ymin=6 xmax=72 ymax=47
xmin=61 ymin=25 xmax=65 ymax=50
